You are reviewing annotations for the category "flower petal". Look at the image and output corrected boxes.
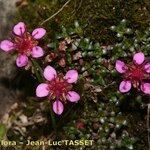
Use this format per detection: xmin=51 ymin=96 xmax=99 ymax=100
xmin=119 ymin=80 xmax=132 ymax=93
xmin=0 ymin=40 xmax=14 ymax=52
xmin=16 ymin=54 xmax=28 ymax=67
xmin=53 ymin=100 xmax=64 ymax=115
xmin=66 ymin=91 xmax=80 ymax=102
xmin=141 ymin=83 xmax=150 ymax=94
xmin=31 ymin=46 xmax=44 ymax=58
xmin=13 ymin=22 xmax=26 ymax=36
xmin=43 ymin=66 xmax=57 ymax=81
xmin=144 ymin=63 xmax=150 ymax=73
xmin=65 ymin=70 xmax=78 ymax=83
xmin=32 ymin=28 xmax=46 ymax=39
xmin=133 ymin=52 xmax=144 ymax=65
xmin=36 ymin=83 xmax=49 ymax=97
xmin=115 ymin=60 xmax=128 ymax=73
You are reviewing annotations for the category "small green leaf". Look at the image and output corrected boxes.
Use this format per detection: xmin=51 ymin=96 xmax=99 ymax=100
xmin=74 ymin=20 xmax=80 ymax=28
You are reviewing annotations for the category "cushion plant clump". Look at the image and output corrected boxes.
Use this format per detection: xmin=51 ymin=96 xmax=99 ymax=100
xmin=0 ymin=0 xmax=150 ymax=150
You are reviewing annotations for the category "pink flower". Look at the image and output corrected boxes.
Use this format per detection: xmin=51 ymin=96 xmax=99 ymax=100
xmin=0 ymin=22 xmax=46 ymax=67
xmin=115 ymin=52 xmax=150 ymax=94
xmin=36 ymin=66 xmax=80 ymax=115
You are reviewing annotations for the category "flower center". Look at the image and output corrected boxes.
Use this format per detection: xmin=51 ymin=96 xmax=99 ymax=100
xmin=14 ymin=33 xmax=38 ymax=55
xmin=131 ymin=67 xmax=143 ymax=80
xmin=125 ymin=64 xmax=145 ymax=82
xmin=47 ymin=74 xmax=72 ymax=101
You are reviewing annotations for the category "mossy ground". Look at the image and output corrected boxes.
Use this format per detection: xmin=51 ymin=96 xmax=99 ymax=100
xmin=16 ymin=0 xmax=150 ymax=43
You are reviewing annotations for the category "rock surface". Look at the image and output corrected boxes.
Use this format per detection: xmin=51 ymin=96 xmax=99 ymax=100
xmin=0 ymin=0 xmax=18 ymax=117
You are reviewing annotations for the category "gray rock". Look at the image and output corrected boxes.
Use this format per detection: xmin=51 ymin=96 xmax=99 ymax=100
xmin=0 ymin=0 xmax=18 ymax=117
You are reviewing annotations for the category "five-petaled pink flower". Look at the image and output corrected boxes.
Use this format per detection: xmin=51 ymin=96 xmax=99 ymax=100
xmin=115 ymin=52 xmax=150 ymax=94
xmin=36 ymin=66 xmax=80 ymax=115
xmin=0 ymin=22 xmax=46 ymax=67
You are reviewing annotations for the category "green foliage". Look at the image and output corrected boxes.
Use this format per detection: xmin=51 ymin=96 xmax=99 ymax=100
xmin=0 ymin=124 xmax=6 ymax=140
xmin=110 ymin=19 xmax=150 ymax=59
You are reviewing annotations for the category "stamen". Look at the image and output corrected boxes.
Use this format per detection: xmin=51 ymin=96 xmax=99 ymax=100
xmin=47 ymin=74 xmax=72 ymax=102
xmin=14 ymin=32 xmax=38 ymax=55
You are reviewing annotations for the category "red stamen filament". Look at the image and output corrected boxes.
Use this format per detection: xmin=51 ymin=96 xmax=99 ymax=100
xmin=47 ymin=74 xmax=72 ymax=102
xmin=14 ymin=33 xmax=38 ymax=55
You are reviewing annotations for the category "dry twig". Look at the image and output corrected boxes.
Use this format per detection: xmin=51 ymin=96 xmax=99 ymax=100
xmin=40 ymin=0 xmax=72 ymax=25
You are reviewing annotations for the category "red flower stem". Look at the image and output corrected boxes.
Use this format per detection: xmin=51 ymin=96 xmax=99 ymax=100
xmin=56 ymin=105 xmax=74 ymax=127
xmin=49 ymin=102 xmax=57 ymax=132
